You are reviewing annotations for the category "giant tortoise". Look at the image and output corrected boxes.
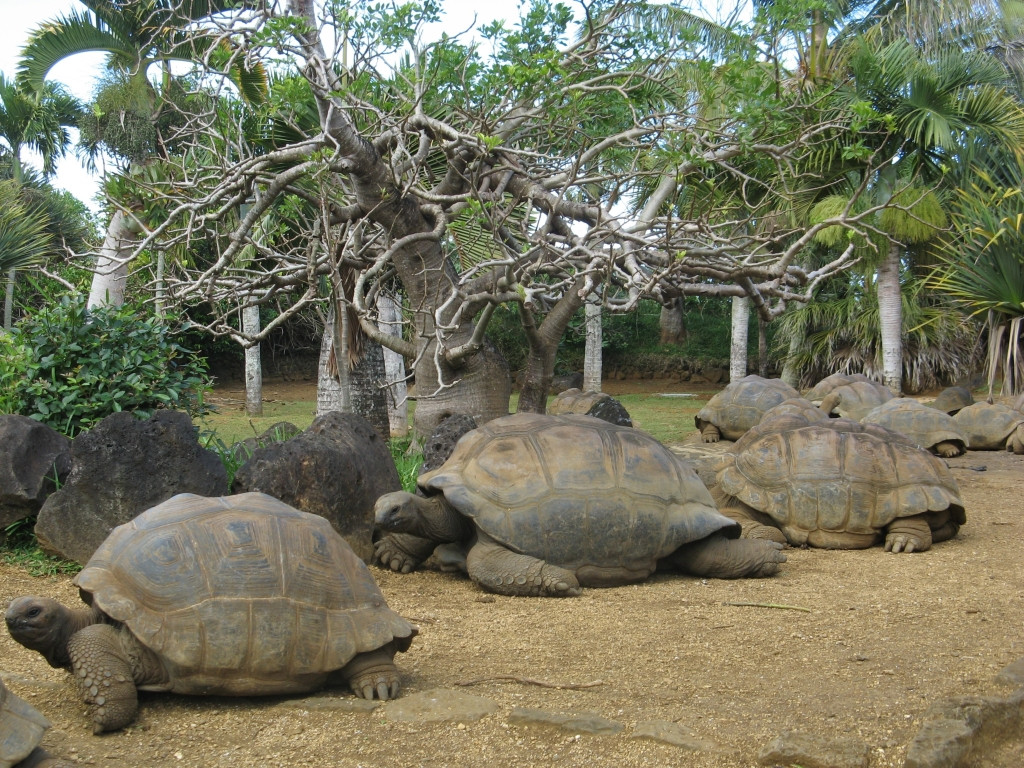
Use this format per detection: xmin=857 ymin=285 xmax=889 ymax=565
xmin=818 ymin=379 xmax=894 ymax=421
xmin=715 ymin=419 xmax=965 ymax=552
xmin=952 ymin=402 xmax=1024 ymax=453
xmin=6 ymin=493 xmax=417 ymax=733
xmin=374 ymin=413 xmax=785 ymax=596
xmin=694 ymin=375 xmax=800 ymax=443
xmin=861 ymin=397 xmax=966 ymax=457
xmin=0 ymin=678 xmax=71 ymax=768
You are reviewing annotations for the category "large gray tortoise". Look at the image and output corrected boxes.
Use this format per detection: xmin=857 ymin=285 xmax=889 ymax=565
xmin=6 ymin=492 xmax=417 ymax=734
xmin=0 ymin=678 xmax=71 ymax=768
xmin=952 ymin=402 xmax=1024 ymax=453
xmin=715 ymin=419 xmax=965 ymax=552
xmin=374 ymin=413 xmax=785 ymax=597
xmin=694 ymin=375 xmax=800 ymax=442
xmin=861 ymin=398 xmax=966 ymax=457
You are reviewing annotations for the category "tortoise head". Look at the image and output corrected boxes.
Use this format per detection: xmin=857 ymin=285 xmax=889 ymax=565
xmin=374 ymin=490 xmax=468 ymax=543
xmin=5 ymin=596 xmax=78 ymax=668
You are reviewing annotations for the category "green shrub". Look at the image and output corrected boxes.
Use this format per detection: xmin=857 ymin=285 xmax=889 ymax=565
xmin=0 ymin=298 xmax=212 ymax=437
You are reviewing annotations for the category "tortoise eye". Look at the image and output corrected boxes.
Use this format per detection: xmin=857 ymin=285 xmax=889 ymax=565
xmin=26 ymin=607 xmax=41 ymax=618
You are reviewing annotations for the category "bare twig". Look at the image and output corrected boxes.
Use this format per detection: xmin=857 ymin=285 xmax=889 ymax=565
xmin=723 ymin=601 xmax=811 ymax=612
xmin=455 ymin=676 xmax=605 ymax=690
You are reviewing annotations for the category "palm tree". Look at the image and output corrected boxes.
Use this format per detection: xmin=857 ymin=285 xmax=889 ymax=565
xmin=836 ymin=37 xmax=1024 ymax=393
xmin=18 ymin=0 xmax=266 ymax=310
xmin=0 ymin=73 xmax=82 ymax=328
xmin=929 ymin=160 xmax=1024 ymax=397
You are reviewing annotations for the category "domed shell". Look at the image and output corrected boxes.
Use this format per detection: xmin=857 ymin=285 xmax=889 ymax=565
xmin=862 ymin=398 xmax=966 ymax=453
xmin=695 ymin=375 xmax=800 ymax=440
xmin=929 ymin=386 xmax=974 ymax=415
xmin=419 ymin=413 xmax=739 ymax=571
xmin=953 ymin=402 xmax=1024 ymax=449
xmin=0 ymin=678 xmax=50 ymax=767
xmin=716 ymin=424 xmax=965 ymax=542
xmin=75 ymin=492 xmax=415 ymax=696
xmin=818 ymin=380 xmax=893 ymax=420
xmin=804 ymin=372 xmax=871 ymax=402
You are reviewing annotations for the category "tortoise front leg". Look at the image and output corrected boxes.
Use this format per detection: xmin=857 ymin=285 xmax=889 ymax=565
xmin=341 ymin=644 xmax=401 ymax=701
xmin=884 ymin=515 xmax=933 ymax=553
xmin=466 ymin=534 xmax=581 ymax=597
xmin=66 ymin=624 xmax=139 ymax=734
xmin=933 ymin=440 xmax=964 ymax=458
xmin=373 ymin=533 xmax=437 ymax=573
xmin=700 ymin=424 xmax=722 ymax=443
xmin=711 ymin=488 xmax=788 ymax=545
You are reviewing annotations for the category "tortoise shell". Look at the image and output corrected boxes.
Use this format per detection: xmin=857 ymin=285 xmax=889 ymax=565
xmin=952 ymin=402 xmax=1024 ymax=450
xmin=419 ymin=413 xmax=739 ymax=572
xmin=818 ymin=380 xmax=893 ymax=421
xmin=862 ymin=398 xmax=966 ymax=453
xmin=716 ymin=423 xmax=965 ymax=542
xmin=929 ymin=386 xmax=974 ymax=415
xmin=804 ymin=372 xmax=871 ymax=402
xmin=695 ymin=375 xmax=800 ymax=440
xmin=74 ymin=492 xmax=415 ymax=696
xmin=0 ymin=678 xmax=50 ymax=768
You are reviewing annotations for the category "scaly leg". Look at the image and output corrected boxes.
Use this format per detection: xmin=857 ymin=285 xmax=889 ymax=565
xmin=466 ymin=534 xmax=580 ymax=596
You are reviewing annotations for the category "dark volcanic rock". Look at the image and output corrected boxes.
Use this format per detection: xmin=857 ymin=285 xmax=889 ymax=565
xmin=232 ymin=411 xmax=401 ymax=562
xmin=34 ymin=411 xmax=228 ymax=564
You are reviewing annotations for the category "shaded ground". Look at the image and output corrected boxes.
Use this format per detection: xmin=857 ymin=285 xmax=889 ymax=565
xmin=3 ymin=380 xmax=1023 ymax=767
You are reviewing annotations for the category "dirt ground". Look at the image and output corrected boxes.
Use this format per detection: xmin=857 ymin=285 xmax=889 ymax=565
xmin=3 ymin=380 xmax=1024 ymax=768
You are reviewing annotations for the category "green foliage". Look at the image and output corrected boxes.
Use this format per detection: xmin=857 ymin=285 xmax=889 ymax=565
xmin=1 ymin=518 xmax=81 ymax=577
xmin=388 ymin=437 xmax=423 ymax=493
xmin=0 ymin=299 xmax=212 ymax=437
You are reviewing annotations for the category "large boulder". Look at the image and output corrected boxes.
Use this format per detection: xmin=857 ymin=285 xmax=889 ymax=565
xmin=34 ymin=411 xmax=228 ymax=564
xmin=0 ymin=415 xmax=72 ymax=534
xmin=232 ymin=411 xmax=401 ymax=562
xmin=548 ymin=388 xmax=632 ymax=427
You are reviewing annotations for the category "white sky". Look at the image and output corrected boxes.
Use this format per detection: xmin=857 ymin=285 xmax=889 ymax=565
xmin=0 ymin=0 xmax=530 ymax=212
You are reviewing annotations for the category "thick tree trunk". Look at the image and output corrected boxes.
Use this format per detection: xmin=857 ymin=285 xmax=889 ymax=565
xmin=659 ymin=298 xmax=687 ymax=345
xmin=518 ymin=284 xmax=586 ymax=413
xmin=780 ymin=323 xmax=805 ymax=388
xmin=877 ymin=241 xmax=903 ymax=395
xmin=87 ymin=209 xmax=143 ymax=310
xmin=242 ymin=304 xmax=263 ymax=417
xmin=377 ymin=292 xmax=408 ymax=437
xmin=730 ymin=295 xmax=750 ymax=383
xmin=583 ymin=299 xmax=602 ymax=392
xmin=758 ymin=316 xmax=768 ymax=378
xmin=317 ymin=310 xmax=390 ymax=439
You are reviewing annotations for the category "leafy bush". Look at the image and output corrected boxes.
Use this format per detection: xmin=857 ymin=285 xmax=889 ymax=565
xmin=0 ymin=299 xmax=212 ymax=437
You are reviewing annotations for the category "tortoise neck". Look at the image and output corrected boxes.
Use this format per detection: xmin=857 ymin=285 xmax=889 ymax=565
xmin=48 ymin=606 xmax=103 ymax=669
xmin=421 ymin=495 xmax=473 ymax=542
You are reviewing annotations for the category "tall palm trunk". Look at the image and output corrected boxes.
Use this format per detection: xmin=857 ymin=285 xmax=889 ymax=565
xmin=583 ymin=299 xmax=602 ymax=392
xmin=876 ymin=241 xmax=903 ymax=394
xmin=87 ymin=209 xmax=143 ymax=309
xmin=730 ymin=295 xmax=750 ymax=382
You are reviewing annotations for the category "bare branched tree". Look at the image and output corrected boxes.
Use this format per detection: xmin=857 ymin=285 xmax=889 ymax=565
xmin=103 ymin=0 xmax=893 ymax=435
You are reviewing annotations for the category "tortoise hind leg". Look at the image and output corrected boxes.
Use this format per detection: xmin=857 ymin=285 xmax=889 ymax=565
xmin=884 ymin=515 xmax=933 ymax=553
xmin=466 ymin=533 xmax=581 ymax=596
xmin=671 ymin=534 xmax=786 ymax=579
xmin=66 ymin=624 xmax=139 ymax=734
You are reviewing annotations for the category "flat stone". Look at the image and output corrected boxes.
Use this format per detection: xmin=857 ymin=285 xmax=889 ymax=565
xmin=631 ymin=720 xmax=717 ymax=750
xmin=277 ymin=696 xmax=381 ymax=713
xmin=905 ymin=690 xmax=1024 ymax=768
xmin=996 ymin=657 xmax=1024 ymax=687
xmin=508 ymin=707 xmax=625 ymax=735
xmin=757 ymin=730 xmax=869 ymax=768
xmin=903 ymin=718 xmax=974 ymax=768
xmin=385 ymin=688 xmax=499 ymax=723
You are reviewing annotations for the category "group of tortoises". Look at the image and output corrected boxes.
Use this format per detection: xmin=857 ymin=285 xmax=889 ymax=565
xmin=4 ymin=373 xmax=1020 ymax=745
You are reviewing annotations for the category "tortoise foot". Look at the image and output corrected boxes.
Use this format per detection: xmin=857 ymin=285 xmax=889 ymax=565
xmin=884 ymin=516 xmax=933 ymax=553
xmin=343 ymin=648 xmax=401 ymax=700
xmin=373 ymin=533 xmax=436 ymax=574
